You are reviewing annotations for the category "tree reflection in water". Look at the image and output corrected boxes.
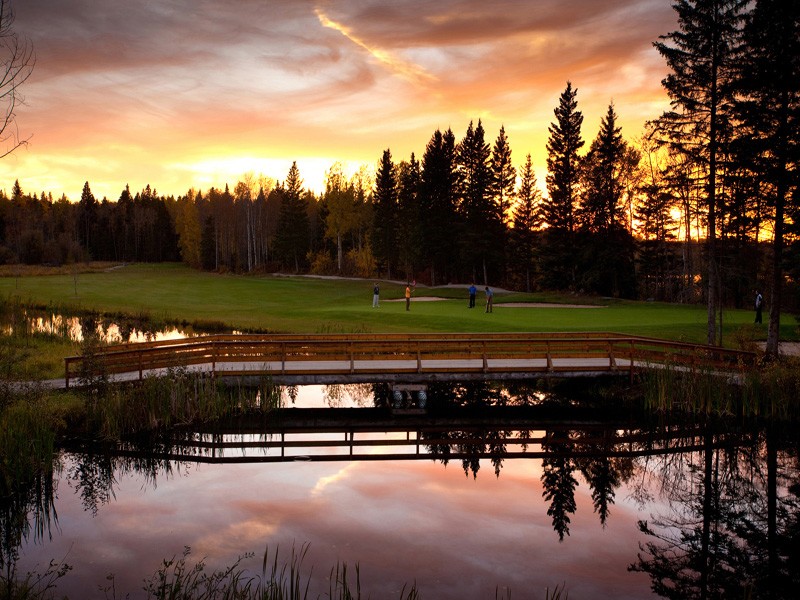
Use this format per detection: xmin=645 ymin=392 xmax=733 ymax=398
xmin=629 ymin=423 xmax=800 ymax=599
xmin=2 ymin=380 xmax=799 ymax=598
xmin=0 ymin=442 xmax=59 ymax=590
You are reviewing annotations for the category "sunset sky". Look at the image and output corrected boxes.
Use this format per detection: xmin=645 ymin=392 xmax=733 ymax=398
xmin=3 ymin=0 xmax=676 ymax=201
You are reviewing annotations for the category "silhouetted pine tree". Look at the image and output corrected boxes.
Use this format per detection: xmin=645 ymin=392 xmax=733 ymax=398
xmin=545 ymin=82 xmax=584 ymax=233
xmin=736 ymin=0 xmax=800 ymax=355
xmin=491 ymin=125 xmax=516 ymax=222
xmin=653 ymin=0 xmax=747 ymax=345
xmin=579 ymin=104 xmax=627 ymax=234
xmin=457 ymin=120 xmax=497 ymax=285
xmin=510 ymin=154 xmax=542 ymax=292
xmin=77 ymin=181 xmax=97 ymax=258
xmin=490 ymin=125 xmax=515 ymax=283
xmin=578 ymin=104 xmax=637 ymax=297
xmin=396 ymin=154 xmax=422 ymax=280
xmin=542 ymin=82 xmax=584 ymax=290
xmin=273 ymin=162 xmax=309 ymax=272
xmin=371 ymin=149 xmax=398 ymax=279
xmin=419 ymin=129 xmax=458 ymax=285
xmin=275 ymin=162 xmax=308 ymax=273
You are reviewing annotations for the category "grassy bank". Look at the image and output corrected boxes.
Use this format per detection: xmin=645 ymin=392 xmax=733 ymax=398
xmin=2 ymin=262 xmax=794 ymax=344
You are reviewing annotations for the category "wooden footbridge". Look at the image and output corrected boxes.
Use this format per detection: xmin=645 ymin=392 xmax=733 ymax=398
xmin=64 ymin=332 xmax=757 ymax=389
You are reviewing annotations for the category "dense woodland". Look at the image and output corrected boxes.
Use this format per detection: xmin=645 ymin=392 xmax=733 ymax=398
xmin=0 ymin=1 xmax=798 ymax=340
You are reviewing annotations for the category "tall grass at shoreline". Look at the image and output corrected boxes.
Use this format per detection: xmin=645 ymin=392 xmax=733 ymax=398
xmin=82 ymin=367 xmax=281 ymax=439
xmin=641 ymin=356 xmax=800 ymax=419
xmin=6 ymin=543 xmax=428 ymax=600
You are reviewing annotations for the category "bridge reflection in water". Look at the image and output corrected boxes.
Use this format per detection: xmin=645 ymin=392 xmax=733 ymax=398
xmin=66 ymin=405 xmax=756 ymax=468
xmin=12 ymin=381 xmax=800 ymax=599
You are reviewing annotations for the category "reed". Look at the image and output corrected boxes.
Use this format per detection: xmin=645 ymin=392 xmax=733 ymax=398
xmin=546 ymin=583 xmax=569 ymax=599
xmin=642 ymin=362 xmax=732 ymax=415
xmin=0 ymin=558 xmax=72 ymax=600
xmin=0 ymin=386 xmax=59 ymax=487
xmin=739 ymin=356 xmax=800 ymax=420
xmin=101 ymin=544 xmax=421 ymax=600
xmin=84 ymin=369 xmax=280 ymax=439
xmin=641 ymin=356 xmax=800 ymax=419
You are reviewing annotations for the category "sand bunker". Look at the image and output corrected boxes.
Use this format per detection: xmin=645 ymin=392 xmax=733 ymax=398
xmin=497 ymin=302 xmax=606 ymax=308
xmin=384 ymin=298 xmax=604 ymax=307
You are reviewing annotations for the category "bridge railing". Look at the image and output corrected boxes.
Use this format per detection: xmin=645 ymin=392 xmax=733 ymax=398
xmin=64 ymin=332 xmax=757 ymax=388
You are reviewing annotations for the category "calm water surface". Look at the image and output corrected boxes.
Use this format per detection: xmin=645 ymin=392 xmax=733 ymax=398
xmin=4 ymin=309 xmax=229 ymax=343
xmin=10 ymin=384 xmax=799 ymax=599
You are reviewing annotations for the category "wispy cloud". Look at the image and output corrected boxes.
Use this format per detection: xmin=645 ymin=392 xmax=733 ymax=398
xmin=315 ymin=7 xmax=437 ymax=86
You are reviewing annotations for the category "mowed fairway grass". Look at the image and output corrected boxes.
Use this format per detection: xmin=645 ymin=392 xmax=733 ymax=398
xmin=1 ymin=262 xmax=796 ymax=345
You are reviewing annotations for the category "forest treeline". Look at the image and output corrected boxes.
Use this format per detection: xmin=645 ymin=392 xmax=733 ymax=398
xmin=0 ymin=2 xmax=798 ymax=319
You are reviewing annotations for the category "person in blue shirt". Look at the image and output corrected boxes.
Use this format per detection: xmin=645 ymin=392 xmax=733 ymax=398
xmin=468 ymin=283 xmax=477 ymax=308
xmin=484 ymin=286 xmax=493 ymax=313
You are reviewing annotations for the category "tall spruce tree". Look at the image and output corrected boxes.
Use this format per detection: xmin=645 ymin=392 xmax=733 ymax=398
xmin=491 ymin=125 xmax=516 ymax=226
xmin=543 ymin=82 xmax=584 ymax=290
xmin=457 ymin=120 xmax=496 ymax=284
xmin=490 ymin=125 xmax=516 ymax=283
xmin=737 ymin=0 xmax=800 ymax=356
xmin=579 ymin=104 xmax=627 ymax=234
xmin=396 ymin=154 xmax=422 ymax=280
xmin=577 ymin=104 xmax=637 ymax=297
xmin=545 ymin=82 xmax=584 ymax=233
xmin=419 ymin=129 xmax=458 ymax=285
xmin=371 ymin=149 xmax=398 ymax=278
xmin=77 ymin=181 xmax=97 ymax=259
xmin=510 ymin=154 xmax=542 ymax=292
xmin=273 ymin=161 xmax=309 ymax=272
xmin=654 ymin=0 xmax=746 ymax=345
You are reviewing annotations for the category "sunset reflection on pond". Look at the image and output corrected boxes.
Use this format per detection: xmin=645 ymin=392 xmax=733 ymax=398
xmin=8 ymin=383 xmax=799 ymax=599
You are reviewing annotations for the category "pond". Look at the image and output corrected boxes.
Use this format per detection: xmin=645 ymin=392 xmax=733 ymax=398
xmin=2 ymin=307 xmax=233 ymax=343
xmin=4 ymin=382 xmax=799 ymax=599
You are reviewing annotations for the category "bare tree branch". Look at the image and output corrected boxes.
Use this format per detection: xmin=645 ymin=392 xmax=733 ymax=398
xmin=0 ymin=0 xmax=34 ymax=159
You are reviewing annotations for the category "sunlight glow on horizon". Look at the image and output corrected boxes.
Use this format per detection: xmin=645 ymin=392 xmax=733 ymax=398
xmin=3 ymin=0 xmax=677 ymax=203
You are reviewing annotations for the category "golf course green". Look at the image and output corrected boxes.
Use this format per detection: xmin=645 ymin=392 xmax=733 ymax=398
xmin=1 ymin=262 xmax=794 ymax=346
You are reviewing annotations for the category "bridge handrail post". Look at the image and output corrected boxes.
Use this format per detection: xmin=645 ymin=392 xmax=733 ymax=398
xmin=138 ymin=349 xmax=143 ymax=381
xmin=416 ymin=342 xmax=422 ymax=373
xmin=482 ymin=340 xmax=488 ymax=372
xmin=546 ymin=341 xmax=553 ymax=371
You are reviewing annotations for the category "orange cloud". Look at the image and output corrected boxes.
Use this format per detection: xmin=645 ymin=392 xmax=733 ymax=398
xmin=4 ymin=0 xmax=675 ymax=201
